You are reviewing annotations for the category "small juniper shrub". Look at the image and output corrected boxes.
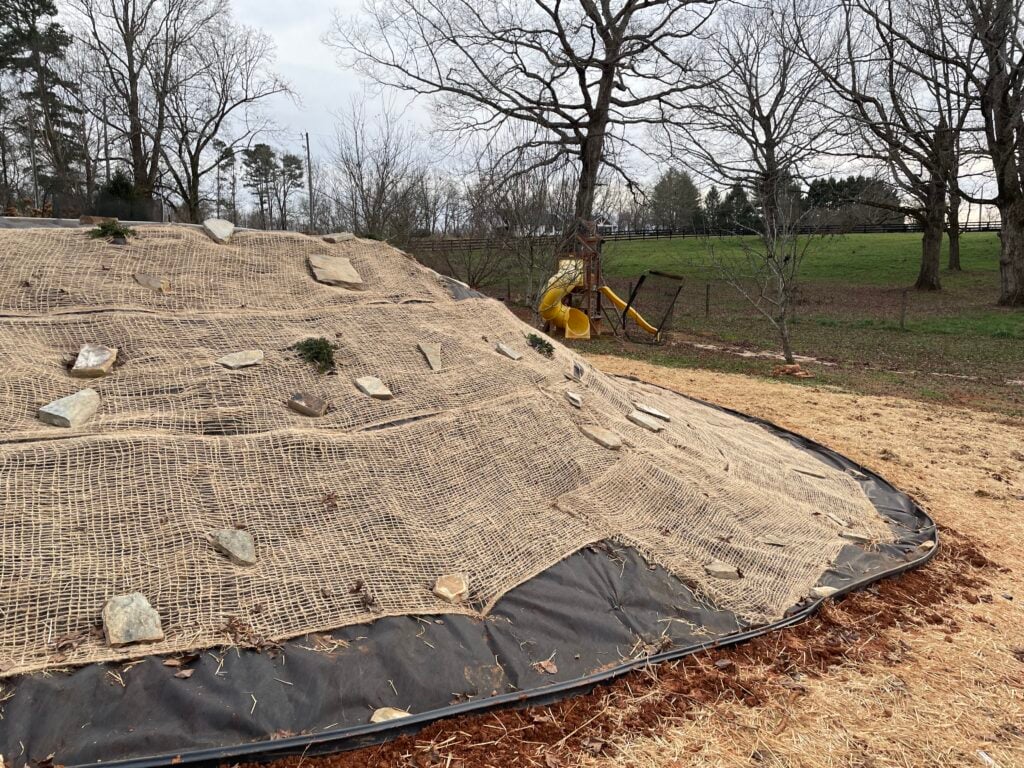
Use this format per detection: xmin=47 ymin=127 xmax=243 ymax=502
xmin=290 ymin=337 xmax=337 ymax=373
xmin=88 ymin=221 xmax=138 ymax=241
xmin=527 ymin=333 xmax=554 ymax=358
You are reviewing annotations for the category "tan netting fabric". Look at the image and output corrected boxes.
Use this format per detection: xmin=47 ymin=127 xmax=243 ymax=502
xmin=0 ymin=225 xmax=892 ymax=677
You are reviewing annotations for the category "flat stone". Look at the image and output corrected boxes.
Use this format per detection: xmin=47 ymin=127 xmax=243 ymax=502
xmin=418 ymin=342 xmax=442 ymax=371
xmin=287 ymin=392 xmax=328 ymax=417
xmin=565 ymin=391 xmax=583 ymax=408
xmin=134 ymin=272 xmax=170 ymax=293
xmin=633 ymin=402 xmax=671 ymax=422
xmin=811 ymin=585 xmax=840 ymax=599
xmin=38 ymin=388 xmax=100 ymax=428
xmin=370 ymin=707 xmax=410 ymax=723
xmin=203 ymin=218 xmax=235 ymax=244
xmin=355 ymin=376 xmax=393 ymax=400
xmin=70 ymin=343 xmax=118 ymax=378
xmin=217 ymin=350 xmax=264 ymax=370
xmin=580 ymin=425 xmax=622 ymax=450
xmin=308 ymin=254 xmax=364 ymax=289
xmin=920 ymin=540 xmax=936 ymax=551
xmin=628 ymin=409 xmax=664 ymax=432
xmin=704 ymin=560 xmax=741 ymax=580
xmin=840 ymin=530 xmax=873 ymax=544
xmin=825 ymin=512 xmax=851 ymax=528
xmin=322 ymin=232 xmax=356 ymax=244
xmin=495 ymin=342 xmax=522 ymax=361
xmin=433 ymin=573 xmax=469 ymax=604
xmin=79 ymin=215 xmax=118 ymax=226
xmin=211 ymin=529 xmax=257 ymax=566
xmin=102 ymin=593 xmax=164 ymax=647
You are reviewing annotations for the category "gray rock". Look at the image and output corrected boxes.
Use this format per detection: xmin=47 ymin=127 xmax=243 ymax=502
xmin=287 ymin=392 xmax=328 ymax=417
xmin=633 ymin=401 xmax=671 ymax=422
xmin=211 ymin=529 xmax=257 ymax=566
xmin=322 ymin=232 xmax=356 ymax=244
xmin=627 ymin=409 xmax=664 ymax=433
xmin=203 ymin=218 xmax=235 ymax=244
xmin=418 ymin=342 xmax=442 ymax=371
xmin=565 ymin=391 xmax=583 ymax=408
xmin=70 ymin=343 xmax=118 ymax=378
xmin=811 ymin=585 xmax=840 ymax=599
xmin=432 ymin=573 xmax=469 ymax=604
xmin=134 ymin=273 xmax=169 ymax=293
xmin=580 ymin=425 xmax=622 ymax=450
xmin=370 ymin=707 xmax=410 ymax=723
xmin=102 ymin=593 xmax=164 ymax=647
xmin=495 ymin=342 xmax=522 ymax=361
xmin=355 ymin=375 xmax=393 ymax=400
xmin=825 ymin=512 xmax=851 ymax=528
xmin=704 ymin=560 xmax=741 ymax=580
xmin=38 ymin=388 xmax=100 ymax=428
xmin=308 ymin=254 xmax=364 ymax=289
xmin=216 ymin=350 xmax=264 ymax=370
xmin=839 ymin=530 xmax=873 ymax=544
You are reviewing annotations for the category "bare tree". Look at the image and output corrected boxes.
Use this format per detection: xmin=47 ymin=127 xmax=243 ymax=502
xmin=326 ymin=0 xmax=714 ymax=235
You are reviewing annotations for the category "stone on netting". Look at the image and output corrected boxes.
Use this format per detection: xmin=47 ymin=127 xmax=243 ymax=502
xmin=211 ymin=529 xmax=257 ymax=567
xmin=840 ymin=530 xmax=873 ymax=544
xmin=580 ymin=425 xmax=622 ymax=450
xmin=627 ymin=409 xmax=664 ymax=433
xmin=70 ymin=343 xmax=118 ymax=378
xmin=370 ymin=707 xmax=410 ymax=723
xmin=287 ymin=391 xmax=328 ymax=417
xmin=704 ymin=560 xmax=741 ymax=580
xmin=308 ymin=254 xmax=364 ymax=289
xmin=38 ymin=388 xmax=100 ymax=428
xmin=216 ymin=350 xmax=264 ymax=370
xmin=322 ymin=232 xmax=356 ymax=244
xmin=102 ymin=593 xmax=164 ymax=647
xmin=203 ymin=218 xmax=235 ymax=244
xmin=495 ymin=342 xmax=522 ymax=361
xmin=134 ymin=273 xmax=170 ymax=293
xmin=811 ymin=585 xmax=840 ymax=599
xmin=633 ymin=401 xmax=671 ymax=422
xmin=355 ymin=376 xmax=393 ymax=400
xmin=565 ymin=391 xmax=583 ymax=408
xmin=417 ymin=342 xmax=442 ymax=371
xmin=432 ymin=574 xmax=469 ymax=604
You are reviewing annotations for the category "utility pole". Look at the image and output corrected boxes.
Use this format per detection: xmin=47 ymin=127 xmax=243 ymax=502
xmin=305 ymin=132 xmax=315 ymax=235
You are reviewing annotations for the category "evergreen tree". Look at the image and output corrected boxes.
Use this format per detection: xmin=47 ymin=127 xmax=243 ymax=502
xmin=649 ymin=168 xmax=700 ymax=231
xmin=242 ymin=143 xmax=278 ymax=229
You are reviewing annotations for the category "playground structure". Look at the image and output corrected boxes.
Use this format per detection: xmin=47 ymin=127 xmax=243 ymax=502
xmin=538 ymin=220 xmax=681 ymax=342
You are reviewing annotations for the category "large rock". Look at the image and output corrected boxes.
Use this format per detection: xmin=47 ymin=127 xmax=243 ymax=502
xmin=417 ymin=342 xmax=442 ymax=371
xmin=211 ymin=529 xmax=257 ymax=566
xmin=287 ymin=392 xmax=328 ymax=417
xmin=38 ymin=388 xmax=100 ymax=428
xmin=203 ymin=218 xmax=235 ymax=244
xmin=628 ymin=410 xmax=664 ymax=433
xmin=370 ymin=707 xmax=410 ymax=723
xmin=704 ymin=560 xmax=741 ymax=580
xmin=580 ymin=425 xmax=622 ymax=450
xmin=633 ymin=401 xmax=671 ymax=422
xmin=495 ymin=342 xmax=522 ymax=361
xmin=216 ymin=350 xmax=264 ymax=370
xmin=322 ymin=232 xmax=356 ymax=244
xmin=432 ymin=573 xmax=469 ymax=604
xmin=102 ymin=593 xmax=164 ymax=647
xmin=355 ymin=376 xmax=393 ymax=400
xmin=308 ymin=254 xmax=364 ymax=289
xmin=134 ymin=273 xmax=170 ymax=293
xmin=70 ymin=343 xmax=118 ymax=378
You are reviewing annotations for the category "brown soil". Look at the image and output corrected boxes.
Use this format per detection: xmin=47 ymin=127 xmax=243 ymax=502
xmin=237 ymin=357 xmax=1024 ymax=768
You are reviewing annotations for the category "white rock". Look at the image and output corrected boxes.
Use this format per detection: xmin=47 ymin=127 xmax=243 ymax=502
xmin=825 ymin=512 xmax=851 ymax=528
xmin=418 ymin=342 xmax=442 ymax=371
xmin=811 ymin=585 xmax=840 ymax=599
xmin=308 ymin=254 xmax=364 ymax=289
xmin=920 ymin=540 xmax=936 ymax=551
xmin=495 ymin=342 xmax=522 ymax=361
xmin=580 ymin=425 xmax=622 ymax=450
xmin=134 ymin=273 xmax=169 ymax=293
xmin=216 ymin=350 xmax=264 ymax=370
xmin=38 ymin=388 xmax=100 ymax=428
xmin=432 ymin=573 xmax=469 ymax=604
xmin=370 ymin=707 xmax=411 ymax=723
xmin=322 ymin=232 xmax=356 ymax=244
xmin=704 ymin=560 xmax=741 ymax=580
xmin=70 ymin=343 xmax=118 ymax=378
xmin=633 ymin=402 xmax=671 ymax=422
xmin=211 ymin=529 xmax=257 ymax=566
xmin=628 ymin=409 xmax=664 ymax=432
xmin=102 ymin=593 xmax=164 ymax=647
xmin=203 ymin=218 xmax=235 ymax=244
xmin=840 ymin=530 xmax=873 ymax=544
xmin=565 ymin=391 xmax=583 ymax=408
xmin=355 ymin=376 xmax=393 ymax=400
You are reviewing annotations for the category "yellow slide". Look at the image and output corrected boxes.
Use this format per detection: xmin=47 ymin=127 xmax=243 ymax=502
xmin=599 ymin=285 xmax=659 ymax=336
xmin=539 ymin=259 xmax=591 ymax=339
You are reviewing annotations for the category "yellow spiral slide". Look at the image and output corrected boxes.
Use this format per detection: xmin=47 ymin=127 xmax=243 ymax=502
xmin=538 ymin=259 xmax=658 ymax=338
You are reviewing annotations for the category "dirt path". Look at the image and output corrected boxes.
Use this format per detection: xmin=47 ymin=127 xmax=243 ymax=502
xmin=248 ymin=356 xmax=1024 ymax=768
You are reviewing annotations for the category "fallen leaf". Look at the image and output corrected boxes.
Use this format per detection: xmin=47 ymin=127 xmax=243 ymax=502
xmin=533 ymin=659 xmax=558 ymax=675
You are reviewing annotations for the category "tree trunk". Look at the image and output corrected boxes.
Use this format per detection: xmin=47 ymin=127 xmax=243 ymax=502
xmin=947 ymin=191 xmax=961 ymax=271
xmin=998 ymin=199 xmax=1024 ymax=306
xmin=916 ymin=218 xmax=943 ymax=290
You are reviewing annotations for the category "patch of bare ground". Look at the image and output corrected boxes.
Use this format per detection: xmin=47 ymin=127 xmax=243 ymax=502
xmin=237 ymin=357 xmax=1024 ymax=768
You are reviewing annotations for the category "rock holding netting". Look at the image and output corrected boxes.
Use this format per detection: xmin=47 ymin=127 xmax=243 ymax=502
xmin=211 ymin=529 xmax=257 ymax=567
xmin=202 ymin=218 xmax=235 ymax=244
xmin=103 ymin=593 xmax=164 ymax=647
xmin=70 ymin=343 xmax=117 ymax=378
xmin=38 ymin=388 xmax=100 ymax=428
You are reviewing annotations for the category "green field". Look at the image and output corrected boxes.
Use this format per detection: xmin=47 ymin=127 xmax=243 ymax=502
xmin=587 ymin=232 xmax=1024 ymax=415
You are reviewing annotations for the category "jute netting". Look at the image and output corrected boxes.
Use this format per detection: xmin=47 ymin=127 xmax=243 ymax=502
xmin=0 ymin=226 xmax=892 ymax=677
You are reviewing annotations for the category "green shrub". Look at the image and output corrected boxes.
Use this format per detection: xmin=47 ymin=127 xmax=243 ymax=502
xmin=88 ymin=220 xmax=137 ymax=240
xmin=526 ymin=333 xmax=554 ymax=358
xmin=290 ymin=337 xmax=337 ymax=372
